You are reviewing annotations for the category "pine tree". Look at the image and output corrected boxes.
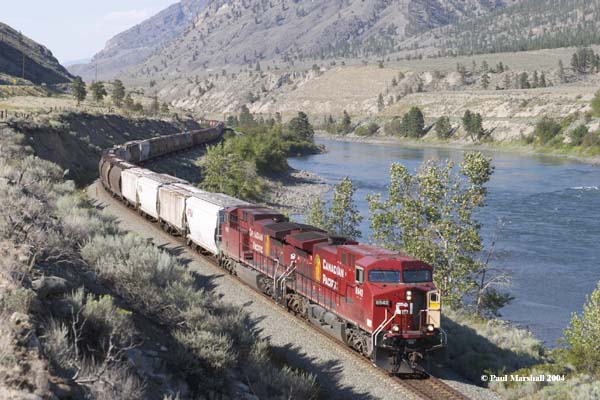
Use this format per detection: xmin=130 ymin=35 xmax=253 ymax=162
xmin=150 ymin=96 xmax=160 ymax=116
xmin=71 ymin=76 xmax=86 ymax=106
xmin=558 ymin=60 xmax=565 ymax=83
xmin=377 ymin=93 xmax=385 ymax=112
xmin=160 ymin=102 xmax=169 ymax=114
xmin=401 ymin=107 xmax=425 ymax=138
xmin=341 ymin=110 xmax=352 ymax=134
xmin=90 ymin=81 xmax=107 ymax=102
xmin=480 ymin=73 xmax=490 ymax=89
xmin=111 ymin=79 xmax=125 ymax=107
xmin=239 ymin=105 xmax=255 ymax=126
xmin=503 ymin=73 xmax=511 ymax=89
xmin=532 ymin=71 xmax=539 ymax=88
xmin=539 ymin=72 xmax=547 ymax=88
xmin=391 ymin=77 xmax=398 ymax=87
xmin=124 ymin=93 xmax=134 ymax=111
xmin=519 ymin=72 xmax=530 ymax=89
xmin=286 ymin=111 xmax=314 ymax=141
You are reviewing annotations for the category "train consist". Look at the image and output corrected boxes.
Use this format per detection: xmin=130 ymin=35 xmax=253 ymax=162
xmin=99 ymin=121 xmax=445 ymax=374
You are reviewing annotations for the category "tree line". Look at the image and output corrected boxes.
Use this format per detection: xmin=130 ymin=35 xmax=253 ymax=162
xmin=71 ymin=77 xmax=170 ymax=116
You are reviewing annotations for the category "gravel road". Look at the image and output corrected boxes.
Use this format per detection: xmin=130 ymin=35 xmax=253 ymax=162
xmin=87 ymin=182 xmax=498 ymax=400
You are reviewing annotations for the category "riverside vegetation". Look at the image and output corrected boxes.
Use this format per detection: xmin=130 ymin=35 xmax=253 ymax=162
xmin=305 ymin=151 xmax=600 ymax=398
xmin=201 ymin=107 xmax=321 ymax=201
xmin=0 ymin=123 xmax=318 ymax=399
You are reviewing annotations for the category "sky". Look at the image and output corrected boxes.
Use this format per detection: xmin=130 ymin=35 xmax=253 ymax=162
xmin=1 ymin=0 xmax=177 ymax=64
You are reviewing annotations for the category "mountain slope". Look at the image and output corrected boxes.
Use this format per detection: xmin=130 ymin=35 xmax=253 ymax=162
xmin=0 ymin=22 xmax=72 ymax=85
xmin=403 ymin=0 xmax=600 ymax=55
xmin=130 ymin=0 xmax=511 ymax=75
xmin=69 ymin=0 xmax=209 ymax=81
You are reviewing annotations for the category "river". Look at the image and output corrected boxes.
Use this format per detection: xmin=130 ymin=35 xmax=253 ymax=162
xmin=289 ymin=138 xmax=600 ymax=346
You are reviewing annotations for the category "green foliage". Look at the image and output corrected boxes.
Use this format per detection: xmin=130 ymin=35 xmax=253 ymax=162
xmin=305 ymin=197 xmax=327 ymax=230
xmin=89 ymin=81 xmax=107 ymax=103
xmin=480 ymin=72 xmax=490 ymax=89
xmin=340 ymin=110 xmax=352 ymax=134
xmin=160 ymin=102 xmax=169 ymax=114
xmin=200 ymin=142 xmax=264 ymax=201
xmin=355 ymin=122 xmax=380 ymax=137
xmin=111 ymin=80 xmax=125 ymax=107
xmin=149 ymin=96 xmax=160 ymax=116
xmin=591 ymin=90 xmax=600 ymax=118
xmin=582 ymin=131 xmax=600 ymax=147
xmin=534 ymin=116 xmax=562 ymax=144
xmin=435 ymin=116 xmax=452 ymax=139
xmin=285 ymin=111 xmax=314 ymax=142
xmin=377 ymin=93 xmax=385 ymax=111
xmin=368 ymin=152 xmax=501 ymax=309
xmin=307 ymin=178 xmax=362 ymax=239
xmin=570 ymin=125 xmax=589 ymax=146
xmin=71 ymin=76 xmax=86 ymax=106
xmin=238 ymin=104 xmax=255 ymax=127
xmin=402 ymin=106 xmax=425 ymax=138
xmin=563 ymin=281 xmax=600 ymax=375
xmin=327 ymin=177 xmax=362 ymax=239
xmin=462 ymin=110 xmax=484 ymax=141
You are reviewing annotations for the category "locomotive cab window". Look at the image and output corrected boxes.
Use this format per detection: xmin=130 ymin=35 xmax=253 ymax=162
xmin=355 ymin=267 xmax=364 ymax=284
xmin=403 ymin=269 xmax=432 ymax=283
xmin=368 ymin=270 xmax=401 ymax=283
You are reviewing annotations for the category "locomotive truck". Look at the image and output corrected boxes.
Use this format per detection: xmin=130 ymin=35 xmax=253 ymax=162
xmin=99 ymin=125 xmax=445 ymax=374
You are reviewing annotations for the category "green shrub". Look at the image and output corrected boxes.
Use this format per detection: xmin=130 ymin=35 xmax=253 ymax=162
xmin=435 ymin=116 xmax=452 ymax=139
xmin=570 ymin=125 xmax=589 ymax=146
xmin=563 ymin=281 xmax=600 ymax=374
xmin=591 ymin=90 xmax=600 ymax=117
xmin=355 ymin=122 xmax=380 ymax=136
xmin=441 ymin=309 xmax=542 ymax=383
xmin=534 ymin=116 xmax=562 ymax=144
xmin=582 ymin=131 xmax=600 ymax=147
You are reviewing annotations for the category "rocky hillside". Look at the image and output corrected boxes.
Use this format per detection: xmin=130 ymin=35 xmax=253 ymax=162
xmin=73 ymin=0 xmax=513 ymax=82
xmin=0 ymin=22 xmax=72 ymax=85
xmin=69 ymin=0 xmax=209 ymax=81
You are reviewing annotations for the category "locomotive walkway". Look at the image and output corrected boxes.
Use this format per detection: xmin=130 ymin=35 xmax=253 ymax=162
xmin=88 ymin=181 xmax=497 ymax=400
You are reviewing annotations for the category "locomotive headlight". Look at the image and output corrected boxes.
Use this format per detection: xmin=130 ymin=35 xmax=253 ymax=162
xmin=426 ymin=324 xmax=435 ymax=332
xmin=391 ymin=324 xmax=401 ymax=333
xmin=406 ymin=290 xmax=412 ymax=301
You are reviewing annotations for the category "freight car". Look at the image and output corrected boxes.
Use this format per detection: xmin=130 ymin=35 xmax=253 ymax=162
xmin=98 ymin=121 xmax=445 ymax=375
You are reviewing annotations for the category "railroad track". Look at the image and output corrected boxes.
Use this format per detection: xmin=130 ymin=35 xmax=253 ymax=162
xmin=94 ymin=182 xmax=473 ymax=400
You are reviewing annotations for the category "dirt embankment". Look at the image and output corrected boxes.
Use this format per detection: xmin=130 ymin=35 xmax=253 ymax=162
xmin=7 ymin=112 xmax=201 ymax=186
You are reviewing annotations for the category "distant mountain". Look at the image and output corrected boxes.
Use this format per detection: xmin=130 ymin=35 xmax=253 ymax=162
xmin=405 ymin=0 xmax=600 ymax=55
xmin=136 ymin=0 xmax=511 ymax=71
xmin=0 ymin=22 xmax=72 ymax=85
xmin=69 ymin=0 xmax=210 ymax=81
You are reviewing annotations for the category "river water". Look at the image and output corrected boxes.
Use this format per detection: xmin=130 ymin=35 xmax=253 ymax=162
xmin=289 ymin=138 xmax=600 ymax=346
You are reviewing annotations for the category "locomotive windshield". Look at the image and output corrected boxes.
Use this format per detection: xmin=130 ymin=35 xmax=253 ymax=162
xmin=368 ymin=270 xmax=401 ymax=283
xmin=403 ymin=269 xmax=432 ymax=283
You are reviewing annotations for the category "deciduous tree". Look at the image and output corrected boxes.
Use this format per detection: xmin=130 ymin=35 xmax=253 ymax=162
xmin=367 ymin=152 xmax=499 ymax=309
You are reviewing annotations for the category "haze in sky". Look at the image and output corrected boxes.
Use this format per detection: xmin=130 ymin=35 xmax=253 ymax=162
xmin=2 ymin=0 xmax=177 ymax=64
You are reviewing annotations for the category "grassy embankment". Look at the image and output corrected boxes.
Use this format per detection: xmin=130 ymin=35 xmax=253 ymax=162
xmin=0 ymin=114 xmax=318 ymax=399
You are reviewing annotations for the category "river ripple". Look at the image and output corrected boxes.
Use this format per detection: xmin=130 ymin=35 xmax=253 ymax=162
xmin=289 ymin=138 xmax=600 ymax=346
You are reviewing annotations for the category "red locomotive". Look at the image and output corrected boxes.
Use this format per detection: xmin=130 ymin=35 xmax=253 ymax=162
xmin=99 ymin=125 xmax=445 ymax=375
xmin=218 ymin=205 xmax=445 ymax=373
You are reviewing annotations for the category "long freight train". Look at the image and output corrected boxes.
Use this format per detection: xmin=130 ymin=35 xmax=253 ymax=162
xmin=99 ymin=123 xmax=446 ymax=374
